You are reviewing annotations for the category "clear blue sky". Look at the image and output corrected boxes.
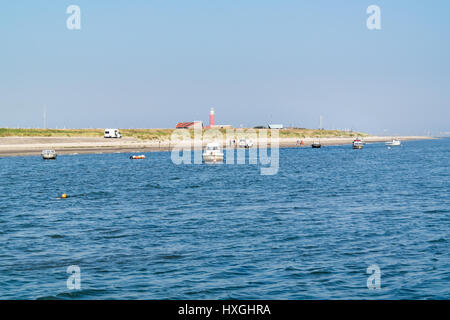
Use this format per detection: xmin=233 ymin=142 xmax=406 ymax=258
xmin=1 ymin=0 xmax=449 ymax=135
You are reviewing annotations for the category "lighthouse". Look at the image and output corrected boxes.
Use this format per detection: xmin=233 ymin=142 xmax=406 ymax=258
xmin=209 ymin=107 xmax=215 ymax=127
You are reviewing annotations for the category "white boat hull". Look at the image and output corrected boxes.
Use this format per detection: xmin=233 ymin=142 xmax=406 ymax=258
xmin=203 ymin=153 xmax=224 ymax=162
xmin=386 ymin=140 xmax=401 ymax=146
xmin=42 ymin=154 xmax=57 ymax=160
xmin=42 ymin=150 xmax=57 ymax=160
xmin=238 ymin=139 xmax=254 ymax=148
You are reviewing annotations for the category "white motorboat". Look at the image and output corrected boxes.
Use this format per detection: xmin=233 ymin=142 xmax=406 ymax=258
xmin=386 ymin=139 xmax=401 ymax=146
xmin=238 ymin=138 xmax=254 ymax=148
xmin=352 ymin=139 xmax=364 ymax=149
xmin=203 ymin=142 xmax=224 ymax=163
xmin=42 ymin=150 xmax=57 ymax=160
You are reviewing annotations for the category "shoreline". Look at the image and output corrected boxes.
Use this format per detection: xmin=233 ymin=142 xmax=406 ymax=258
xmin=0 ymin=136 xmax=435 ymax=157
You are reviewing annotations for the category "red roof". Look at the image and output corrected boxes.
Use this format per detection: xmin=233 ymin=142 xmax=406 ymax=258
xmin=176 ymin=122 xmax=195 ymax=128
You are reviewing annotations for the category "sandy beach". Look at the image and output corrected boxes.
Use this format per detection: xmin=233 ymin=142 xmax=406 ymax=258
xmin=0 ymin=135 xmax=433 ymax=157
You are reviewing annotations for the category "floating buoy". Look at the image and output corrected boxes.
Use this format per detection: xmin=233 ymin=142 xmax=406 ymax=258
xmin=130 ymin=155 xmax=146 ymax=159
xmin=61 ymin=193 xmax=67 ymax=199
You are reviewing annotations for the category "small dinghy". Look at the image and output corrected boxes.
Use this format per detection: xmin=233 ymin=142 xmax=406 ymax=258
xmin=130 ymin=155 xmax=146 ymax=159
xmin=238 ymin=138 xmax=254 ymax=148
xmin=311 ymin=140 xmax=321 ymax=148
xmin=42 ymin=150 xmax=57 ymax=160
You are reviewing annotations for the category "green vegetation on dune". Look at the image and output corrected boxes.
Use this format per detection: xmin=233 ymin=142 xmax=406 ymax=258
xmin=0 ymin=128 xmax=104 ymax=137
xmin=0 ymin=128 xmax=369 ymax=139
xmin=0 ymin=128 xmax=177 ymax=140
xmin=274 ymin=128 xmax=368 ymax=138
xmin=120 ymin=129 xmax=174 ymax=140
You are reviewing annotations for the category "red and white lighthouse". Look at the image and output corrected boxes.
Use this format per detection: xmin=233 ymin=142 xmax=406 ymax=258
xmin=209 ymin=107 xmax=215 ymax=127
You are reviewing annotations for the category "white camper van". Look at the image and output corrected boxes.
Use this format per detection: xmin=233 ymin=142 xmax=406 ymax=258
xmin=104 ymin=129 xmax=122 ymax=138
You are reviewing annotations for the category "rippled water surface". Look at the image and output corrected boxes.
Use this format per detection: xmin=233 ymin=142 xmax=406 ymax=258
xmin=0 ymin=139 xmax=449 ymax=299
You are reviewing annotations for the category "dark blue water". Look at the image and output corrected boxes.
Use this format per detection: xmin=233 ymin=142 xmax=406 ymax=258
xmin=0 ymin=139 xmax=449 ymax=299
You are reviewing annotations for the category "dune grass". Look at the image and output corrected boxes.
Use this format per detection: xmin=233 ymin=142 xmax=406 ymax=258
xmin=274 ymin=128 xmax=368 ymax=138
xmin=0 ymin=128 xmax=368 ymax=140
xmin=0 ymin=128 xmax=104 ymax=137
xmin=120 ymin=129 xmax=174 ymax=140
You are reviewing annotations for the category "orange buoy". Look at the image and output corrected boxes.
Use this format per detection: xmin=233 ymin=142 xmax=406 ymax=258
xmin=130 ymin=155 xmax=146 ymax=159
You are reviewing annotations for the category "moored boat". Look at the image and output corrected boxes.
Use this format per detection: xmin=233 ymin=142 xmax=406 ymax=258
xmin=311 ymin=140 xmax=321 ymax=148
xmin=238 ymin=138 xmax=254 ymax=148
xmin=203 ymin=142 xmax=224 ymax=163
xmin=352 ymin=139 xmax=364 ymax=149
xmin=42 ymin=150 xmax=57 ymax=160
xmin=386 ymin=139 xmax=401 ymax=146
xmin=311 ymin=141 xmax=322 ymax=149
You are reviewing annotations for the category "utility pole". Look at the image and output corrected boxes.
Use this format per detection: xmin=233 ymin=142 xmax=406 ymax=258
xmin=43 ymin=106 xmax=47 ymax=129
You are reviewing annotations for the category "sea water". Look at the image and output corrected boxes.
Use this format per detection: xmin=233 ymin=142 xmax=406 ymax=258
xmin=0 ymin=139 xmax=448 ymax=299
